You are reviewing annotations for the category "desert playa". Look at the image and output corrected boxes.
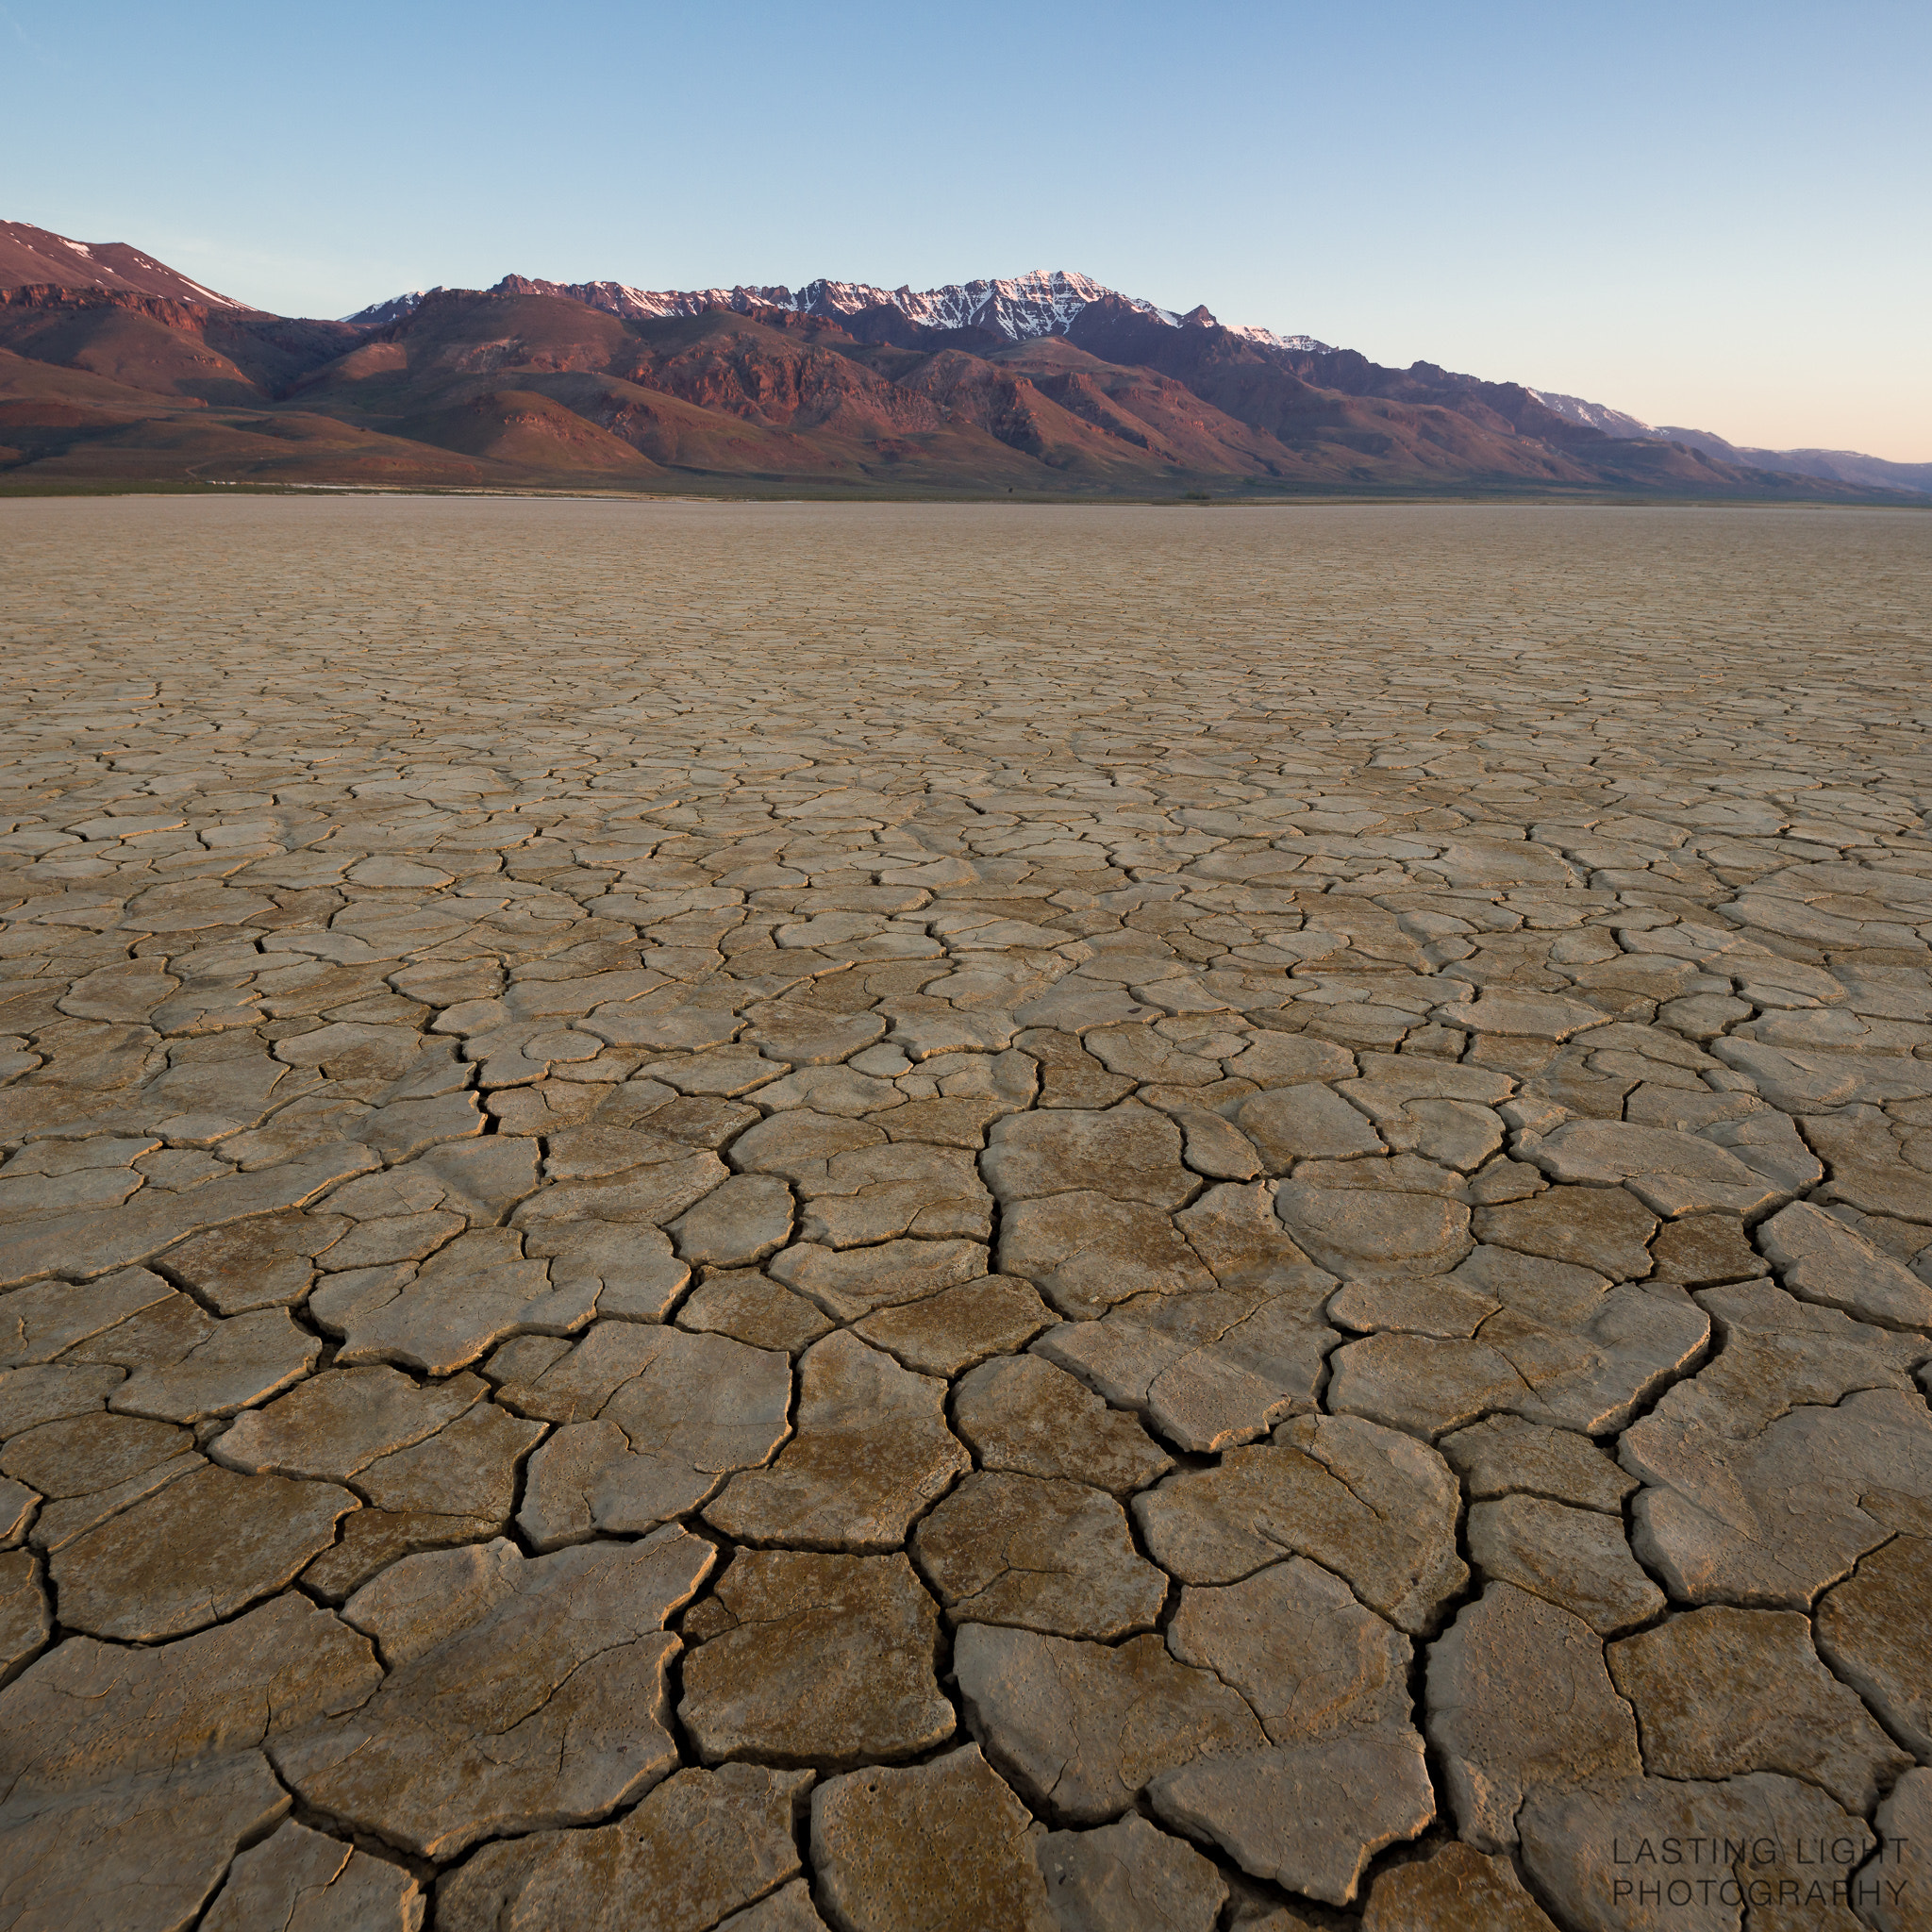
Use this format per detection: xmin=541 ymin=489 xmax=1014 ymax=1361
xmin=2 ymin=497 xmax=1930 ymax=1930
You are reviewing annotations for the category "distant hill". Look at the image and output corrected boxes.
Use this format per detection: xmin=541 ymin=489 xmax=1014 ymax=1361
xmin=1648 ymin=432 xmax=1932 ymax=498
xmin=1 ymin=218 xmax=1922 ymax=500
xmin=1530 ymin=388 xmax=1931 ymax=498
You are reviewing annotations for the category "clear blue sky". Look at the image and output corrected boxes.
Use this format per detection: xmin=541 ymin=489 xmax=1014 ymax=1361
xmin=6 ymin=0 xmax=1926 ymax=458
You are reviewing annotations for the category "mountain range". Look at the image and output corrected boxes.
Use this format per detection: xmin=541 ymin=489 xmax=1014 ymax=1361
xmin=1 ymin=218 xmax=1923 ymax=502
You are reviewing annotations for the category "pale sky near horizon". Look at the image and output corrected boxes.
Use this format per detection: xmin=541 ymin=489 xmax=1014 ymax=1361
xmin=5 ymin=0 xmax=1926 ymax=460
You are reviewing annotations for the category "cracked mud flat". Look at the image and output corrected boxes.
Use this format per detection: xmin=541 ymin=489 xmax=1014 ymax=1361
xmin=1 ymin=494 xmax=1929 ymax=1932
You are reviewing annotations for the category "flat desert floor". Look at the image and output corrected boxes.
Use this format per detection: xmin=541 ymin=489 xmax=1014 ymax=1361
xmin=3 ymin=497 xmax=1930 ymax=1932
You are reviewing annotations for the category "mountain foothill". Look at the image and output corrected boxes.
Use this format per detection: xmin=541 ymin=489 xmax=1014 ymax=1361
xmin=0 ymin=219 xmax=1918 ymax=500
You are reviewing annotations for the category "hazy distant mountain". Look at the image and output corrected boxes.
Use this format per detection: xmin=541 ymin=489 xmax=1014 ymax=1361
xmin=1648 ymin=432 xmax=1932 ymax=498
xmin=1530 ymin=388 xmax=1931 ymax=497
xmin=0 ymin=218 xmax=1920 ymax=500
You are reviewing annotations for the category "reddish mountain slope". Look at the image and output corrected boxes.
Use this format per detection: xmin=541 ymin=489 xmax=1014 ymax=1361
xmin=335 ymin=296 xmax=1070 ymax=489
xmin=0 ymin=220 xmax=250 ymax=309
xmin=0 ymin=290 xmax=487 ymax=486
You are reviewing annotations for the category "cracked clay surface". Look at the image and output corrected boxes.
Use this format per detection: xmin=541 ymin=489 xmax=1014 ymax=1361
xmin=1 ymin=496 xmax=1929 ymax=1931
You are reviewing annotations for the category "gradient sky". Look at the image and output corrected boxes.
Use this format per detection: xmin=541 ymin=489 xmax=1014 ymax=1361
xmin=5 ymin=0 xmax=1926 ymax=459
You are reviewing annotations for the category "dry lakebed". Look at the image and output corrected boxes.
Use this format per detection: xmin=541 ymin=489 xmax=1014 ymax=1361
xmin=1 ymin=496 xmax=1928 ymax=1931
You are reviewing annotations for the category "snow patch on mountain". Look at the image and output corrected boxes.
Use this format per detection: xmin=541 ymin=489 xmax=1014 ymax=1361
xmin=135 ymin=258 xmax=246 ymax=309
xmin=1229 ymin=323 xmax=1331 ymax=353
xmin=1526 ymin=389 xmax=1655 ymax=439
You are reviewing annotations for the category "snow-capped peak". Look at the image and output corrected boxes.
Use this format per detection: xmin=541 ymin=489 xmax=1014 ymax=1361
xmin=343 ymin=267 xmax=1322 ymax=349
xmin=811 ymin=268 xmax=1181 ymax=338
xmin=341 ymin=289 xmax=431 ymax=325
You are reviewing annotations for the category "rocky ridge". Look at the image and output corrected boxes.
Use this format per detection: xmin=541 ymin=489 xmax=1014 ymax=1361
xmin=345 ymin=266 xmax=1331 ymax=351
